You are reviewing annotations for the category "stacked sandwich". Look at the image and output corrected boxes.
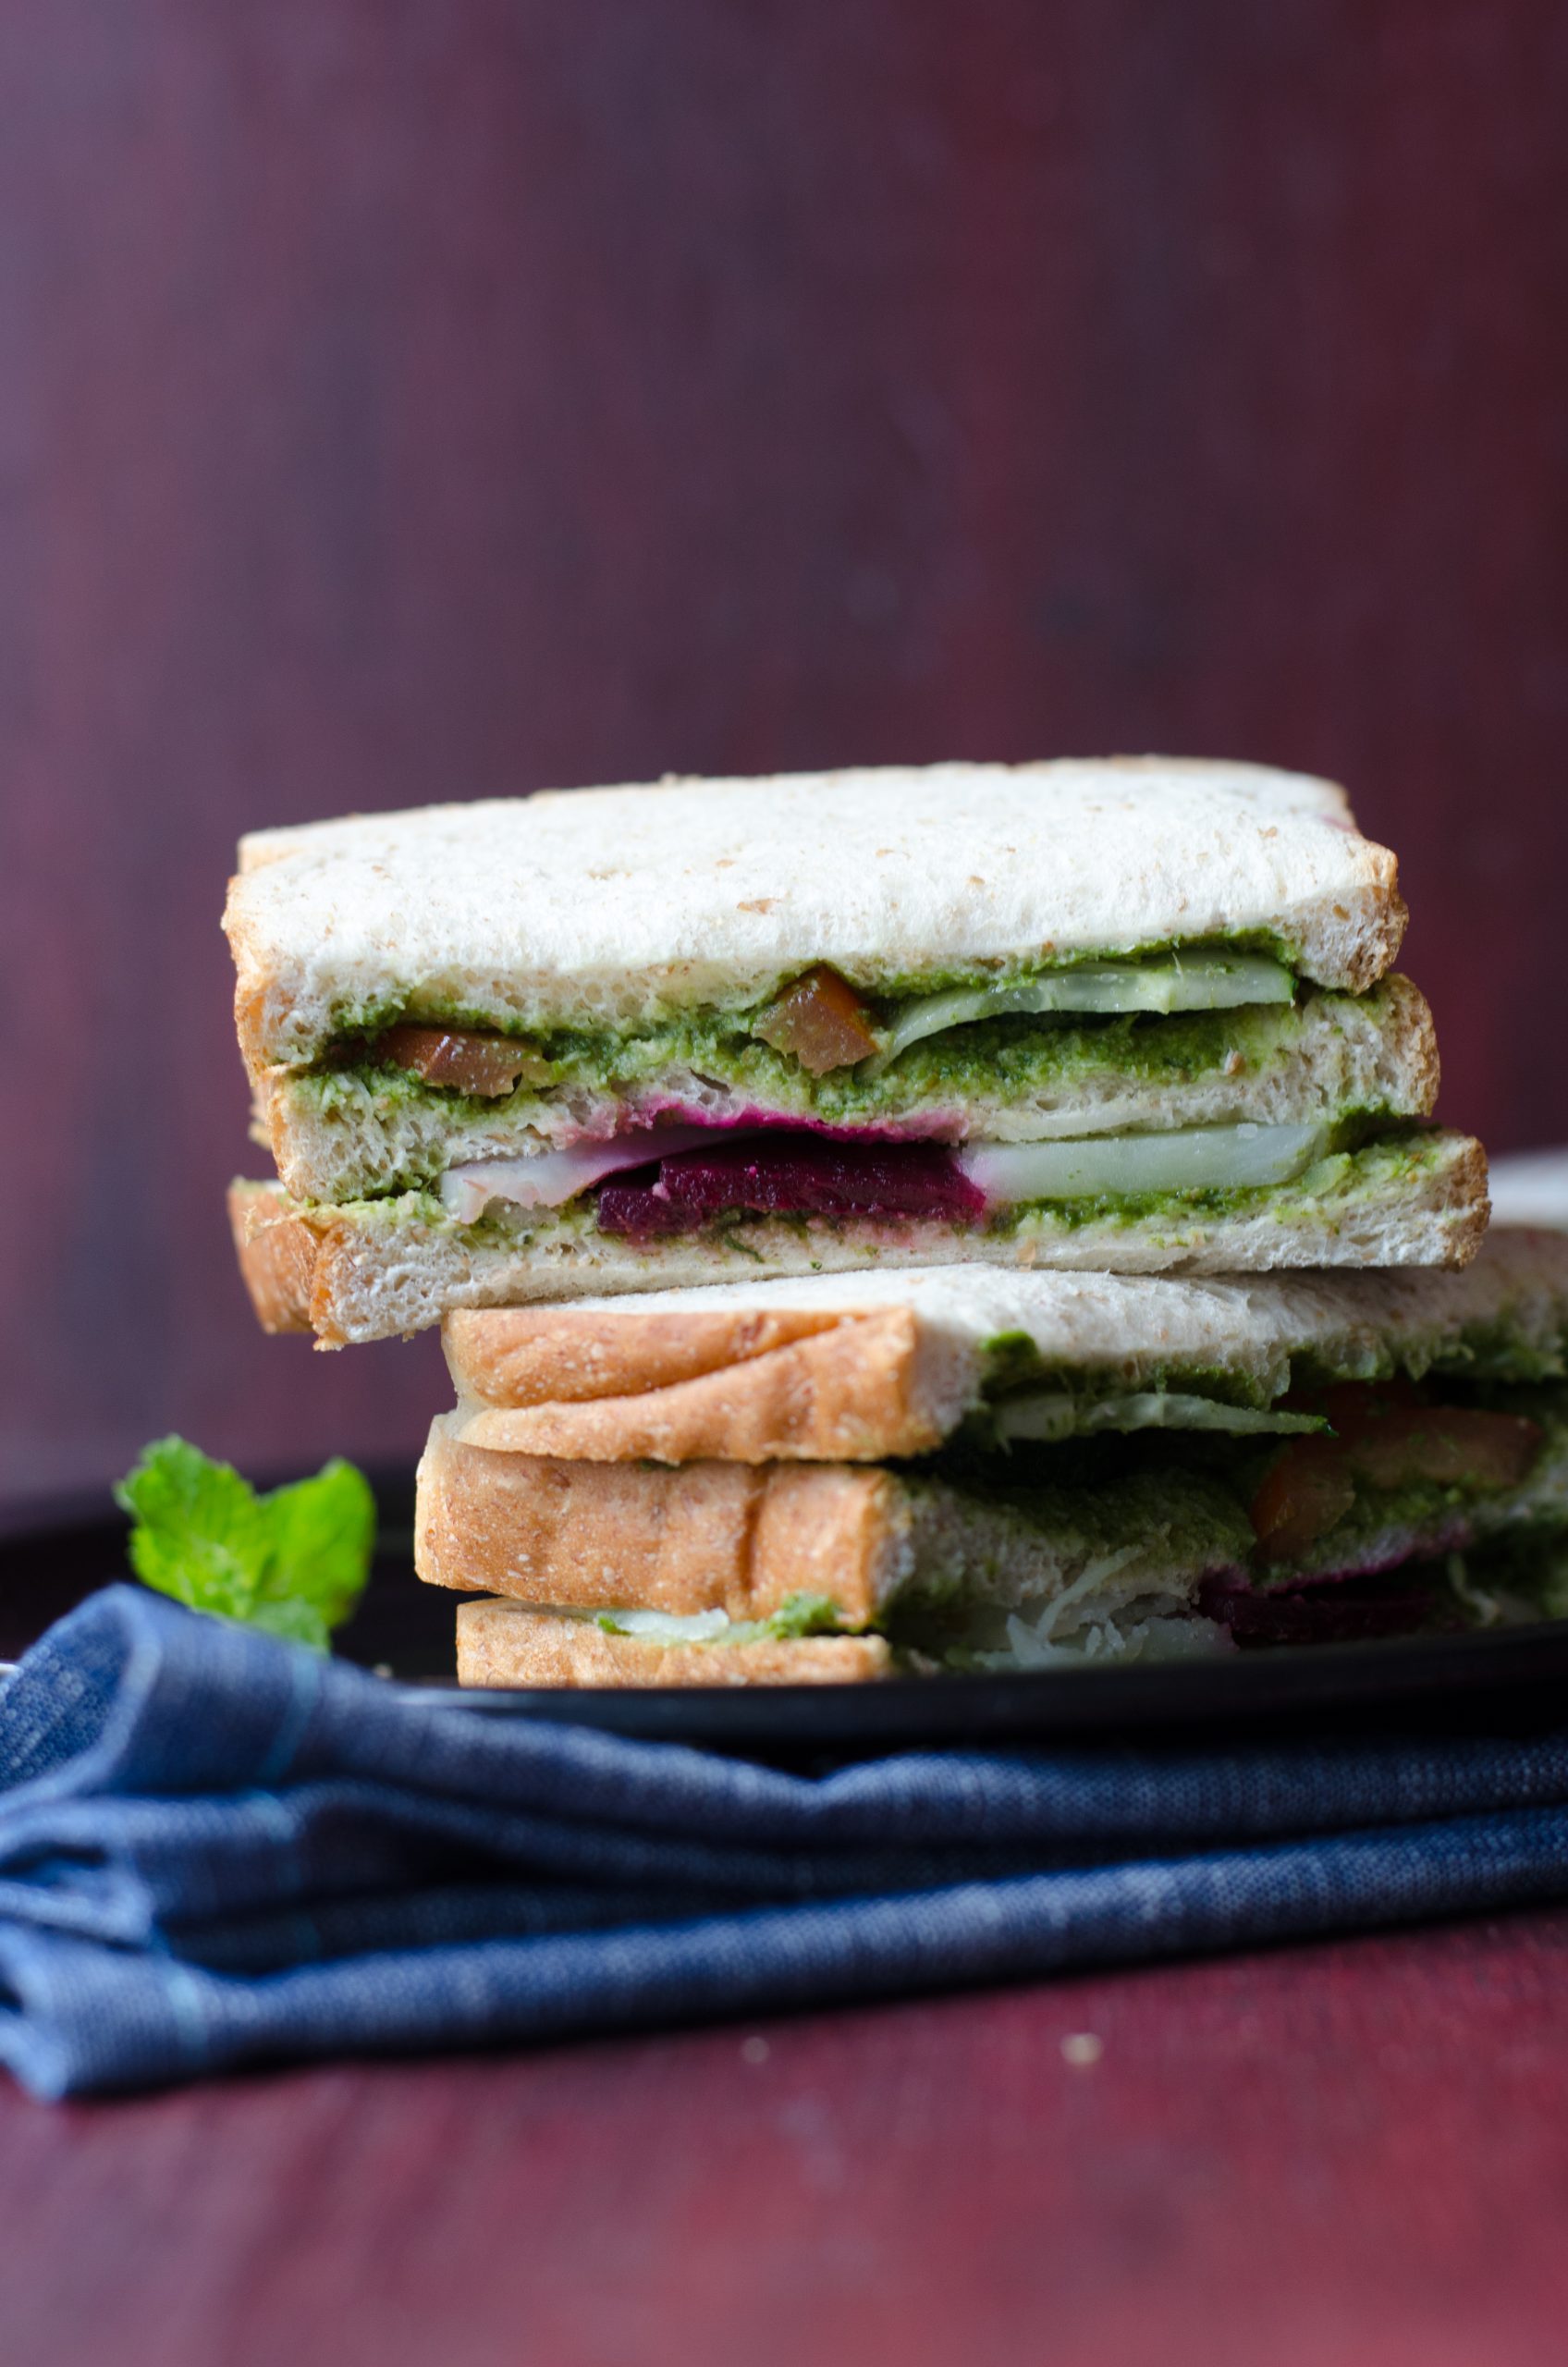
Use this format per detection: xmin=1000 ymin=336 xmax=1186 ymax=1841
xmin=225 ymin=758 xmax=1568 ymax=1685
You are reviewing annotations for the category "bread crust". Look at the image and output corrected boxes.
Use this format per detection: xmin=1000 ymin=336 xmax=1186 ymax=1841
xmin=227 ymin=1181 xmax=316 ymax=1333
xmin=415 ymin=1418 xmax=912 ymax=1623
xmin=444 ymin=1304 xmax=844 ymax=1405
xmin=226 ymin=759 xmax=1405 ymax=1073
xmin=449 ymin=1308 xmax=955 ymax=1462
xmin=454 ymin=1599 xmax=892 ymax=1687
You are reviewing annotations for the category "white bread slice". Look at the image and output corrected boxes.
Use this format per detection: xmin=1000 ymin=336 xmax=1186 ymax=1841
xmin=226 ymin=759 xmax=1404 ymax=1071
xmin=440 ymin=1223 xmax=1568 ymax=1464
xmin=455 ymin=1600 xmax=893 ymax=1687
xmin=256 ymin=972 xmax=1437 ymax=1207
xmin=227 ymin=1132 xmax=1489 ymax=1346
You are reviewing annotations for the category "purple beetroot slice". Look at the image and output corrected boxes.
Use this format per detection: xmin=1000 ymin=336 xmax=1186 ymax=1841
xmin=596 ymin=1134 xmax=986 ymax=1240
xmin=1197 ymin=1573 xmax=1443 ymax=1649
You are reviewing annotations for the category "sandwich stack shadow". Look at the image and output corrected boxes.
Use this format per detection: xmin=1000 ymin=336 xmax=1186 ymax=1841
xmin=217 ymin=758 xmax=1562 ymax=1688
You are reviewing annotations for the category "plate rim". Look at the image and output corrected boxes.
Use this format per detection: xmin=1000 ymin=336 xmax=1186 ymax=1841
xmin=9 ymin=1488 xmax=1568 ymax=1750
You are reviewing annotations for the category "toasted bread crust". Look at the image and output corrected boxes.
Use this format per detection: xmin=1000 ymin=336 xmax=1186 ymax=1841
xmin=449 ymin=1307 xmax=953 ymax=1462
xmin=445 ymin=1304 xmax=845 ymax=1405
xmin=415 ymin=1418 xmax=911 ymax=1623
xmin=1386 ymin=971 xmax=1441 ymax=1114
xmin=454 ymin=1599 xmax=893 ymax=1687
xmin=227 ymin=1181 xmax=317 ymax=1333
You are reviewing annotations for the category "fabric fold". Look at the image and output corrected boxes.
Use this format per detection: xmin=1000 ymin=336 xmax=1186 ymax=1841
xmin=5 ymin=1587 xmax=1568 ymax=2098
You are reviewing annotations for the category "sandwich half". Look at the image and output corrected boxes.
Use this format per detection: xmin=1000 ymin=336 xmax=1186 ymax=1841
xmin=225 ymin=760 xmax=1485 ymax=1343
xmin=416 ymin=1231 xmax=1568 ymax=1686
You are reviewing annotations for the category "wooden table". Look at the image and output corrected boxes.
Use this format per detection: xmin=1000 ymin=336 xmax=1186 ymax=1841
xmin=5 ymin=1909 xmax=1566 ymax=2366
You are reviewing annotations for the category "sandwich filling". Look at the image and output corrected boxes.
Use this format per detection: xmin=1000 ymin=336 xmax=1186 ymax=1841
xmin=931 ymin=1289 xmax=1568 ymax=1664
xmin=263 ymin=959 xmax=1438 ymax=1243
xmin=528 ymin=1380 xmax=1568 ymax=1673
xmin=325 ymin=1130 xmax=1463 ymax=1256
xmin=897 ymin=1306 xmax=1568 ymax=1663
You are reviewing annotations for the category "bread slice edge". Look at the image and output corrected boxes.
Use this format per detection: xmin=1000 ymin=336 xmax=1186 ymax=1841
xmin=455 ymin=1598 xmax=894 ymax=1687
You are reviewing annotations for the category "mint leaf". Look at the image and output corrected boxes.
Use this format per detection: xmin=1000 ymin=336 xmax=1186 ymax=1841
xmin=245 ymin=1595 xmax=334 ymax=1653
xmin=258 ymin=1460 xmax=376 ymax=1634
xmin=114 ymin=1438 xmax=375 ymax=1650
xmin=114 ymin=1438 xmax=269 ymax=1619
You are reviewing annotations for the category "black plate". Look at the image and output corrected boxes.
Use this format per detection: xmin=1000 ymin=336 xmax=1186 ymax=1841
xmin=8 ymin=1477 xmax=1568 ymax=1758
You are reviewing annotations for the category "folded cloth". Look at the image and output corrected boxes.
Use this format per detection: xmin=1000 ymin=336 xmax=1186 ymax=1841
xmin=6 ymin=1588 xmax=1568 ymax=2096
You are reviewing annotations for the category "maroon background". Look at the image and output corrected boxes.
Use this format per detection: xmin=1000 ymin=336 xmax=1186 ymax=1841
xmin=2 ymin=0 xmax=1566 ymax=1500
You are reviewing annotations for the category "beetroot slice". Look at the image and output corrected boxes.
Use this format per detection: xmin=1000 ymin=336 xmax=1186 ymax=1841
xmin=596 ymin=1133 xmax=986 ymax=1240
xmin=1197 ymin=1572 xmax=1446 ymax=1649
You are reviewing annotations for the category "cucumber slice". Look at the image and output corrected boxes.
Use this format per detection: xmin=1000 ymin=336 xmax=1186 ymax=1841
xmin=593 ymin=1608 xmax=732 ymax=1641
xmin=958 ymin=1121 xmax=1329 ymax=1203
xmin=862 ymin=949 xmax=1294 ymax=1076
xmin=995 ymin=1392 xmax=1329 ymax=1443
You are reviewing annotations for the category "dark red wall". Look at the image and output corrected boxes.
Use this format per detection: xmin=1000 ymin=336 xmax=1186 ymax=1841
xmin=3 ymin=1 xmax=1565 ymax=1502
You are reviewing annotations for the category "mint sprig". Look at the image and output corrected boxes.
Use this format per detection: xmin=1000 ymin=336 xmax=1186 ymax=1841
xmin=114 ymin=1437 xmax=375 ymax=1652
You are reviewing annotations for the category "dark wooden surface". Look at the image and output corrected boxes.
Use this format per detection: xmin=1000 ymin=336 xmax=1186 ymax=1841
xmin=4 ymin=1911 xmax=1567 ymax=2366
xmin=2 ymin=0 xmax=1567 ymax=1503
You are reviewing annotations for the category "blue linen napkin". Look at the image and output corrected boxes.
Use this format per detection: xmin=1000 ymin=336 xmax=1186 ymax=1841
xmin=6 ymin=1584 xmax=1568 ymax=2097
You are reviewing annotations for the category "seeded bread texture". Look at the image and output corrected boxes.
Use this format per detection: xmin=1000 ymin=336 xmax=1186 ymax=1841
xmin=226 ymin=759 xmax=1406 ymax=1072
